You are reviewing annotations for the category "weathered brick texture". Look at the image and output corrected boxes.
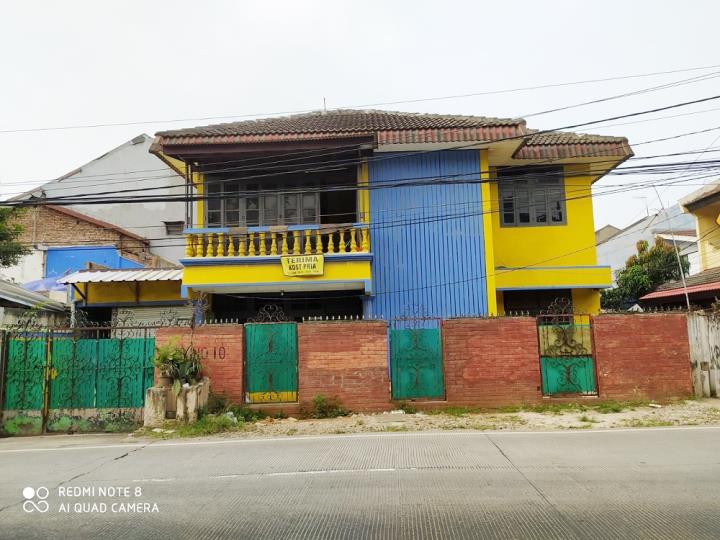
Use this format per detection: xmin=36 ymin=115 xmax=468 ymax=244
xmin=151 ymin=314 xmax=693 ymax=413
xmin=593 ymin=314 xmax=692 ymax=400
xmin=12 ymin=205 xmax=151 ymax=263
xmin=442 ymin=318 xmax=544 ymax=406
xmin=298 ymin=321 xmax=391 ymax=412
xmin=155 ymin=326 xmax=244 ymax=403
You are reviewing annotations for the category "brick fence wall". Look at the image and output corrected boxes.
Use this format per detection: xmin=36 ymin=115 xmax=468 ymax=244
xmin=298 ymin=321 xmax=390 ymax=412
xmin=156 ymin=325 xmax=244 ymax=403
xmin=593 ymin=314 xmax=692 ymax=400
xmin=442 ymin=318 xmax=543 ymax=406
xmin=153 ymin=314 xmax=694 ymax=413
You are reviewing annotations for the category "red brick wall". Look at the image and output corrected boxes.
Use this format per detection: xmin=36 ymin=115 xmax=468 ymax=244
xmin=12 ymin=206 xmax=151 ymax=263
xmin=151 ymin=314 xmax=693 ymax=413
xmin=442 ymin=318 xmax=543 ymax=406
xmin=593 ymin=314 xmax=692 ymax=400
xmin=155 ymin=326 xmax=244 ymax=403
xmin=298 ymin=321 xmax=391 ymax=412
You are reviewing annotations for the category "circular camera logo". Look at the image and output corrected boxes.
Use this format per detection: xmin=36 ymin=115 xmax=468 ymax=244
xmin=22 ymin=487 xmax=49 ymax=513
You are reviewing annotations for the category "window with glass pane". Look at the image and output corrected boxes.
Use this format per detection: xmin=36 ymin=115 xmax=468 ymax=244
xmin=207 ymin=182 xmax=222 ymax=226
xmin=302 ymin=193 xmax=317 ymax=224
xmin=498 ymin=167 xmax=566 ymax=227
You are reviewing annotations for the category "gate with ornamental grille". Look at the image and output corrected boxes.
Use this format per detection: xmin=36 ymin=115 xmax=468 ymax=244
xmin=0 ymin=326 xmax=156 ymax=435
xmin=244 ymin=306 xmax=298 ymax=404
xmin=389 ymin=317 xmax=444 ymax=400
xmin=537 ymin=299 xmax=597 ymax=396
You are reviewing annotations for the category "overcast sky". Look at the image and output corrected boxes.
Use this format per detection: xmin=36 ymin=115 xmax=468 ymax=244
xmin=1 ymin=0 xmax=719 ymax=235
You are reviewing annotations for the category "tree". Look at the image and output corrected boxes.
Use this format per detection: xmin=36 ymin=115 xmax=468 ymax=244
xmin=600 ymin=237 xmax=689 ymax=310
xmin=0 ymin=207 xmax=30 ymax=267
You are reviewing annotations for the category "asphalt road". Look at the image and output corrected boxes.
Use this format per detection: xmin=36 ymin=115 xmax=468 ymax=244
xmin=0 ymin=427 xmax=719 ymax=539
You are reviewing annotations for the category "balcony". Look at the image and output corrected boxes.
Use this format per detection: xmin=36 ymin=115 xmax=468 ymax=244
xmin=180 ymin=223 xmax=373 ymax=295
xmin=184 ymin=223 xmax=370 ymax=258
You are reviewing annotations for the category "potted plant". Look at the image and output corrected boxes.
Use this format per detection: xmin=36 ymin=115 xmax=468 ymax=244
xmin=153 ymin=340 xmax=203 ymax=395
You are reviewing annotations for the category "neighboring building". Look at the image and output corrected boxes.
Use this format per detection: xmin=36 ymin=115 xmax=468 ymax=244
xmin=641 ymin=180 xmax=720 ymax=307
xmin=0 ymin=279 xmax=67 ymax=327
xmin=11 ymin=134 xmax=187 ymax=263
xmin=595 ymin=224 xmax=620 ymax=244
xmin=596 ymin=205 xmax=699 ymax=281
xmin=0 ymin=205 xmax=156 ymax=301
xmin=58 ymin=267 xmax=190 ymax=326
xmin=150 ymin=109 xmax=633 ymax=320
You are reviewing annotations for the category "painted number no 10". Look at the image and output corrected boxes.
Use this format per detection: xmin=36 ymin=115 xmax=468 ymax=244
xmin=199 ymin=346 xmax=226 ymax=360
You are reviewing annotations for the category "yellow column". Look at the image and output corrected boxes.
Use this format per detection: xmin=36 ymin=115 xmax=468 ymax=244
xmin=248 ymin=233 xmax=256 ymax=256
xmin=357 ymin=159 xmax=370 ymax=223
xmin=304 ymin=230 xmax=311 ymax=254
xmin=270 ymin=233 xmax=278 ymax=255
xmin=193 ymin=171 xmax=205 ymax=227
xmin=258 ymin=232 xmax=266 ymax=255
xmin=185 ymin=234 xmax=195 ymax=257
xmin=480 ymin=149 xmax=498 ymax=316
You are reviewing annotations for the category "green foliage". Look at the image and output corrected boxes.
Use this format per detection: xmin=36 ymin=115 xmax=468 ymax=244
xmin=228 ymin=405 xmax=267 ymax=422
xmin=0 ymin=207 xmax=30 ymax=267
xmin=146 ymin=414 xmax=242 ymax=438
xmin=427 ymin=406 xmax=477 ymax=417
xmin=153 ymin=340 xmax=203 ymax=395
xmin=397 ymin=401 xmax=417 ymax=414
xmin=601 ymin=237 xmax=689 ymax=309
xmin=206 ymin=393 xmax=229 ymax=414
xmin=308 ymin=394 xmax=347 ymax=419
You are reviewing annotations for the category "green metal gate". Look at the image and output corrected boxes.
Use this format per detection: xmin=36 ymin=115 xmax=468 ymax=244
xmin=537 ymin=299 xmax=597 ymax=396
xmin=245 ymin=323 xmax=298 ymax=403
xmin=1 ymin=328 xmax=155 ymax=435
xmin=390 ymin=319 xmax=444 ymax=400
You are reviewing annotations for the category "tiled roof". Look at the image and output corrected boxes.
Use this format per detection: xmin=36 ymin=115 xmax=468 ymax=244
xmin=157 ymin=110 xmax=523 ymax=137
xmin=153 ymin=109 xmax=632 ymax=159
xmin=640 ymin=267 xmax=720 ymax=300
xmin=513 ymin=131 xmax=631 ymax=159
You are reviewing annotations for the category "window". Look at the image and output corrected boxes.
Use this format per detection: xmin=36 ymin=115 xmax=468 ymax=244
xmin=205 ymin=179 xmax=320 ymax=227
xmin=498 ymin=167 xmax=566 ymax=226
xmin=163 ymin=221 xmax=185 ymax=235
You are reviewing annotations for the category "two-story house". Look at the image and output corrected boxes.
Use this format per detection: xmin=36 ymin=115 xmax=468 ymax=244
xmin=150 ymin=110 xmax=632 ymax=321
xmin=641 ymin=180 xmax=720 ymax=307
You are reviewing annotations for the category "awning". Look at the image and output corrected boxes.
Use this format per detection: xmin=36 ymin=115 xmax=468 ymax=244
xmin=58 ymin=268 xmax=182 ymax=284
xmin=0 ymin=280 xmax=66 ymax=311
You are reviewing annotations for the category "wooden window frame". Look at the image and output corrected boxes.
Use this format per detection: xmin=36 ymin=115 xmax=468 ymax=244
xmin=498 ymin=167 xmax=567 ymax=227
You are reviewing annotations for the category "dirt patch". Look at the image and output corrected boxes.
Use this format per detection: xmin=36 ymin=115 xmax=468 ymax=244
xmin=133 ymin=398 xmax=720 ymax=440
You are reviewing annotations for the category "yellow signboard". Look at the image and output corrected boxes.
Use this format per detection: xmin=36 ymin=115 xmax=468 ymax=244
xmin=281 ymin=255 xmax=324 ymax=277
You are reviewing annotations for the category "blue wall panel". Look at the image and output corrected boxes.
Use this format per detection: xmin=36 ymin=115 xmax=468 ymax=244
xmin=45 ymin=246 xmax=142 ymax=278
xmin=367 ymin=151 xmax=488 ymax=321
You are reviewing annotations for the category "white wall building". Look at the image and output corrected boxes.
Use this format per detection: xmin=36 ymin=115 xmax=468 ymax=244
xmin=596 ymin=205 xmax=699 ymax=282
xmin=13 ymin=134 xmax=186 ymax=263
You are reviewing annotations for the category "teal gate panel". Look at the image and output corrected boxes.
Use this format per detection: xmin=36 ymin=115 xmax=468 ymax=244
xmin=540 ymin=356 xmax=596 ymax=395
xmin=390 ymin=327 xmax=444 ymax=400
xmin=245 ymin=323 xmax=298 ymax=403
xmin=96 ymin=338 xmax=154 ymax=408
xmin=49 ymin=339 xmax=97 ymax=409
xmin=3 ymin=337 xmax=47 ymax=411
xmin=537 ymin=301 xmax=597 ymax=396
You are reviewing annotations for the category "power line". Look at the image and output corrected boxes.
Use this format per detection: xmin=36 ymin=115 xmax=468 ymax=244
xmin=3 ymin=63 xmax=720 ymax=134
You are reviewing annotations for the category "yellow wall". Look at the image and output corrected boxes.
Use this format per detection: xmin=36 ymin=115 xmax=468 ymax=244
xmin=357 ymin=159 xmax=369 ymax=223
xmin=495 ymin=267 xmax=611 ymax=290
xmin=693 ymin=201 xmax=720 ymax=271
xmin=490 ymin=163 xmax=599 ymax=269
xmin=194 ymin=171 xmax=204 ymax=228
xmin=571 ymin=288 xmax=601 ymax=315
xmin=80 ymin=281 xmax=183 ymax=305
xmin=480 ymin=149 xmax=498 ymax=315
xmin=183 ymin=259 xmax=371 ymax=289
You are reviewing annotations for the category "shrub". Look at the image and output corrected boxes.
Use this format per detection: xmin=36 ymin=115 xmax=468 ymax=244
xmin=153 ymin=339 xmax=203 ymax=396
xmin=206 ymin=393 xmax=228 ymax=414
xmin=228 ymin=406 xmax=267 ymax=422
xmin=310 ymin=394 xmax=347 ymax=419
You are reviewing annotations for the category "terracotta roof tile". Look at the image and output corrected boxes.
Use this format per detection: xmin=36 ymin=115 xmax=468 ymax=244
xmin=153 ymin=109 xmax=632 ymax=159
xmin=640 ymin=267 xmax=720 ymax=300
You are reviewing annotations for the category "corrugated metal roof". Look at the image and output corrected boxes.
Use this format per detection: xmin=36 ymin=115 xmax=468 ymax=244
xmin=0 ymin=280 xmax=66 ymax=311
xmin=640 ymin=282 xmax=720 ymax=300
xmin=59 ymin=268 xmax=182 ymax=284
xmin=640 ymin=267 xmax=720 ymax=300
